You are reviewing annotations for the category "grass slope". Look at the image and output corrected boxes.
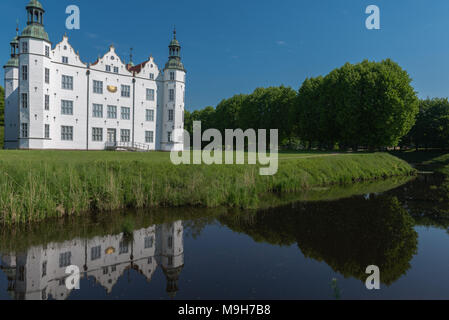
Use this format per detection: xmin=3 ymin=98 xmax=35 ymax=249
xmin=0 ymin=150 xmax=414 ymax=224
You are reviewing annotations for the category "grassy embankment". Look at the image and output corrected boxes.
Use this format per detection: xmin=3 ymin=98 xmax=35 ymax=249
xmin=0 ymin=150 xmax=415 ymax=224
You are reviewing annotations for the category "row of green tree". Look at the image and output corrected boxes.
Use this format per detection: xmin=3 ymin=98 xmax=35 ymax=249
xmin=185 ymin=59 xmax=449 ymax=150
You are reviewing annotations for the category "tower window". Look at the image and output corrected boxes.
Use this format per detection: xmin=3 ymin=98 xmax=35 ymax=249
xmin=21 ymin=42 xmax=28 ymax=54
xmin=45 ymin=95 xmax=50 ymax=110
xmin=168 ymin=131 xmax=172 ymax=143
xmin=45 ymin=124 xmax=50 ymax=139
xmin=45 ymin=46 xmax=50 ymax=57
xmin=170 ymin=72 xmax=175 ymax=80
xmin=21 ymin=93 xmax=28 ymax=109
xmin=169 ymin=89 xmax=175 ymax=101
xmin=45 ymin=68 xmax=50 ymax=84
xmin=21 ymin=123 xmax=28 ymax=138
xmin=42 ymin=261 xmax=47 ymax=277
xmin=168 ymin=109 xmax=174 ymax=122
xmin=21 ymin=65 xmax=28 ymax=81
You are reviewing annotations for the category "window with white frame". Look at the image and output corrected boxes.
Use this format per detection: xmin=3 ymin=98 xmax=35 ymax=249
xmin=91 ymin=246 xmax=101 ymax=261
xmin=149 ymin=73 xmax=154 ymax=80
xmin=146 ymin=109 xmax=154 ymax=122
xmin=168 ymin=109 xmax=174 ymax=121
xmin=145 ymin=131 xmax=154 ymax=143
xmin=61 ymin=100 xmax=73 ymax=115
xmin=42 ymin=261 xmax=47 ymax=277
xmin=113 ymin=66 xmax=119 ymax=73
xmin=61 ymin=126 xmax=73 ymax=141
xmin=22 ymin=42 xmax=28 ymax=53
xmin=168 ymin=236 xmax=173 ymax=249
xmin=21 ymin=65 xmax=28 ymax=81
xmin=121 ymin=85 xmax=130 ymax=97
xmin=62 ymin=56 xmax=68 ymax=64
xmin=61 ymin=75 xmax=73 ymax=90
xmin=170 ymin=72 xmax=175 ymax=80
xmin=144 ymin=236 xmax=154 ymax=249
xmin=59 ymin=252 xmax=71 ymax=268
xmin=45 ymin=124 xmax=50 ymax=139
xmin=21 ymin=123 xmax=28 ymax=138
xmin=120 ymin=129 xmax=130 ymax=142
xmin=119 ymin=241 xmax=128 ymax=254
xmin=45 ymin=95 xmax=49 ymax=110
xmin=93 ymin=80 xmax=103 ymax=94
xmin=146 ymin=88 xmax=155 ymax=101
xmin=106 ymin=65 xmax=111 ymax=72
xmin=168 ymin=131 xmax=172 ymax=142
xmin=121 ymin=107 xmax=130 ymax=120
xmin=92 ymin=128 xmax=103 ymax=142
xmin=45 ymin=46 xmax=50 ymax=57
xmin=21 ymin=93 xmax=28 ymax=108
xmin=92 ymin=104 xmax=103 ymax=118
xmin=169 ymin=89 xmax=175 ymax=101
xmin=107 ymin=105 xmax=117 ymax=119
xmin=45 ymin=68 xmax=50 ymax=84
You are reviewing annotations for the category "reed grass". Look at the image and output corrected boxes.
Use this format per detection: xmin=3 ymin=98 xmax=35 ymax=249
xmin=0 ymin=150 xmax=415 ymax=224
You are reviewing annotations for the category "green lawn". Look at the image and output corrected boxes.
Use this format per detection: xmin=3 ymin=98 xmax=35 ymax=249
xmin=0 ymin=149 xmax=331 ymax=163
xmin=0 ymin=150 xmax=415 ymax=224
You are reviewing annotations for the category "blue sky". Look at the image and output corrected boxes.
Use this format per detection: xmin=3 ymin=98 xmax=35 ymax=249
xmin=1 ymin=0 xmax=449 ymax=111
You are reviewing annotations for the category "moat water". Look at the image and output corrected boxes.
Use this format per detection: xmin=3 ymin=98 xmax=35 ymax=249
xmin=0 ymin=174 xmax=448 ymax=300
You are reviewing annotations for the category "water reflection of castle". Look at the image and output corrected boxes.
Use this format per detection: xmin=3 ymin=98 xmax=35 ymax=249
xmin=0 ymin=221 xmax=184 ymax=300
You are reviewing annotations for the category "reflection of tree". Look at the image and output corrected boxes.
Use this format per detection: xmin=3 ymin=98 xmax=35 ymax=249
xmin=387 ymin=174 xmax=449 ymax=230
xmin=220 ymin=196 xmax=418 ymax=286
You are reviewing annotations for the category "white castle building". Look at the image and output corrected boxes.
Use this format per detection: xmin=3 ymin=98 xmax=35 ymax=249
xmin=3 ymin=0 xmax=186 ymax=151
xmin=0 ymin=221 xmax=184 ymax=300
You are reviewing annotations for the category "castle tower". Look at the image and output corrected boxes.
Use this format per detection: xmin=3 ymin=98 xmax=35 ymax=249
xmin=157 ymin=221 xmax=184 ymax=298
xmin=17 ymin=0 xmax=51 ymax=149
xmin=3 ymin=26 xmax=20 ymax=149
xmin=160 ymin=29 xmax=186 ymax=152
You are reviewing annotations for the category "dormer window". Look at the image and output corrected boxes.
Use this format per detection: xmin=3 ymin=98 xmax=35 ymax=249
xmin=150 ymin=73 xmax=154 ymax=80
xmin=113 ymin=67 xmax=119 ymax=73
xmin=106 ymin=65 xmax=111 ymax=72
xmin=62 ymin=56 xmax=68 ymax=64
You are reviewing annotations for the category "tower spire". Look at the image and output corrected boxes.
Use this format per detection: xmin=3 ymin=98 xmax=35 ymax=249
xmin=173 ymin=26 xmax=176 ymax=40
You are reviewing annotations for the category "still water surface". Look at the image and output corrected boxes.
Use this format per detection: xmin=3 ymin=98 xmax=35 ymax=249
xmin=1 ymin=174 xmax=448 ymax=300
